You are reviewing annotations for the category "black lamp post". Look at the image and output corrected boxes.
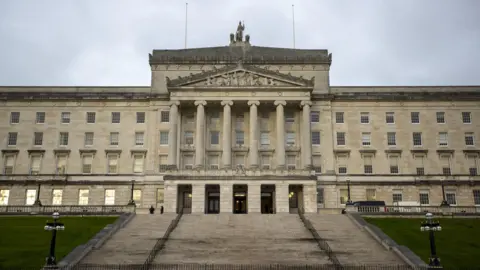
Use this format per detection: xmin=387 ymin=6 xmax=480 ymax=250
xmin=346 ymin=179 xmax=353 ymax=205
xmin=127 ymin=180 xmax=136 ymax=206
xmin=440 ymin=180 xmax=449 ymax=207
xmin=33 ymin=183 xmax=42 ymax=206
xmin=44 ymin=211 xmax=65 ymax=268
xmin=420 ymin=212 xmax=442 ymax=268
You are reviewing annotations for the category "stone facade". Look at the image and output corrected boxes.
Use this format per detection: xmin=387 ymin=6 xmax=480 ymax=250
xmin=1 ymin=29 xmax=480 ymax=213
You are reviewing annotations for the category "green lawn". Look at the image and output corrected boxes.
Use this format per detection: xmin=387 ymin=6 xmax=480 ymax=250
xmin=364 ymin=217 xmax=480 ymax=268
xmin=0 ymin=216 xmax=118 ymax=269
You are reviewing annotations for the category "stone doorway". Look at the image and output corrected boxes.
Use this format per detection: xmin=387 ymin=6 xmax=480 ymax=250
xmin=288 ymin=184 xmax=304 ymax=213
xmin=233 ymin=184 xmax=248 ymax=214
xmin=177 ymin=184 xmax=192 ymax=214
xmin=205 ymin=184 xmax=220 ymax=214
xmin=261 ymin=184 xmax=275 ymax=214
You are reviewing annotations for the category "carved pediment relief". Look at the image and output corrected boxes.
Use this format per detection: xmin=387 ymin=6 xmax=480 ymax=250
xmin=166 ymin=64 xmax=314 ymax=88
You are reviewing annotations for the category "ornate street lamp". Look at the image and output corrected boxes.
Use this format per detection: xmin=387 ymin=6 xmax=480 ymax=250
xmin=127 ymin=180 xmax=136 ymax=206
xmin=420 ymin=213 xmax=442 ymax=268
xmin=346 ymin=179 xmax=353 ymax=205
xmin=44 ymin=211 xmax=65 ymax=268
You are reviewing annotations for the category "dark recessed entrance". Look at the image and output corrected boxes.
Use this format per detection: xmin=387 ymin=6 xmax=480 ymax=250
xmin=233 ymin=184 xmax=248 ymax=214
xmin=205 ymin=184 xmax=220 ymax=214
xmin=289 ymin=184 xmax=303 ymax=213
xmin=177 ymin=184 xmax=192 ymax=214
xmin=261 ymin=184 xmax=275 ymax=214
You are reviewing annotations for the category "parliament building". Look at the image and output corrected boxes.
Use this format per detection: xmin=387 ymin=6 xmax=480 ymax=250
xmin=1 ymin=26 xmax=479 ymax=213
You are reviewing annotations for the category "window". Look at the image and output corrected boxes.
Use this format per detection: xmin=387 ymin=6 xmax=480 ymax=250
xmin=385 ymin=112 xmax=395 ymax=124
xmin=161 ymin=111 xmax=170 ymax=122
xmin=137 ymin=112 xmax=146 ymax=123
xmin=336 ymin=132 xmax=346 ymax=146
xmin=133 ymin=155 xmax=144 ymax=173
xmin=135 ymin=132 xmax=144 ymax=146
xmin=310 ymin=111 xmax=320 ymax=123
xmin=285 ymin=111 xmax=294 ymax=123
xmin=78 ymin=189 xmax=89 ymax=205
xmin=52 ymin=190 xmax=63 ymax=205
xmin=84 ymin=132 xmax=94 ymax=147
xmin=363 ymin=155 xmax=373 ymax=174
xmin=236 ymin=131 xmax=245 ymax=145
xmin=387 ymin=132 xmax=396 ymax=146
xmin=413 ymin=132 xmax=422 ymax=146
xmin=462 ymin=112 xmax=471 ymax=124
xmin=209 ymin=155 xmax=219 ymax=170
xmin=210 ymin=131 xmax=219 ymax=145
xmin=366 ymin=189 xmax=376 ymax=201
xmin=236 ymin=113 xmax=244 ymax=129
xmin=339 ymin=189 xmax=348 ymax=204
xmin=0 ymin=190 xmax=10 ymax=205
xmin=7 ymin=132 xmax=17 ymax=146
xmin=36 ymin=112 xmax=45 ymax=124
xmin=337 ymin=155 xmax=348 ymax=174
xmin=317 ymin=187 xmax=324 ymax=204
xmin=111 ymin=112 xmax=121 ymax=123
xmin=61 ymin=112 xmax=70 ymax=124
xmin=436 ymin=112 xmax=445 ymax=123
xmin=25 ymin=189 xmax=37 ymax=205
xmin=312 ymin=131 xmax=321 ymax=145
xmin=157 ymin=188 xmax=164 ymax=203
xmin=260 ymin=132 xmax=270 ymax=146
xmin=185 ymin=113 xmax=194 ymax=123
xmin=440 ymin=154 xmax=451 ymax=175
xmin=210 ymin=111 xmax=220 ymax=124
xmin=107 ymin=155 xmax=118 ymax=174
xmin=467 ymin=155 xmax=478 ymax=176
xmin=110 ymin=132 xmax=119 ymax=146
xmin=160 ymin=131 xmax=169 ymax=145
xmin=184 ymin=131 xmax=194 ymax=145
xmin=82 ymin=155 xmax=93 ymax=174
xmin=438 ymin=132 xmax=448 ymax=146
xmin=286 ymin=132 xmax=295 ymax=146
xmin=10 ymin=112 xmax=20 ymax=124
xmin=261 ymin=155 xmax=271 ymax=170
xmin=411 ymin=112 xmax=420 ymax=124
xmin=260 ymin=112 xmax=269 ymax=128
xmin=56 ymin=155 xmax=67 ymax=175
xmin=313 ymin=155 xmax=322 ymax=173
xmin=362 ymin=132 xmax=371 ymax=146
xmin=473 ymin=190 xmax=480 ymax=205
xmin=159 ymin=155 xmax=168 ymax=172
xmin=465 ymin=132 xmax=475 ymax=146
xmin=446 ymin=192 xmax=457 ymax=205
xmin=286 ymin=155 xmax=296 ymax=170
xmin=30 ymin=155 xmax=41 ymax=175
xmin=392 ymin=191 xmax=403 ymax=203
xmin=104 ymin=189 xmax=115 ymax=205
xmin=183 ymin=155 xmax=194 ymax=169
xmin=133 ymin=190 xmax=142 ymax=206
xmin=33 ymin=132 xmax=43 ymax=146
xmin=360 ymin=112 xmax=370 ymax=124
xmin=86 ymin=112 xmax=96 ymax=123
xmin=59 ymin=132 xmax=69 ymax=146
xmin=419 ymin=191 xmax=429 ymax=205
xmin=389 ymin=155 xmax=399 ymax=174
xmin=335 ymin=112 xmax=344 ymax=123
xmin=3 ymin=155 xmax=15 ymax=174
xmin=414 ymin=155 xmax=425 ymax=175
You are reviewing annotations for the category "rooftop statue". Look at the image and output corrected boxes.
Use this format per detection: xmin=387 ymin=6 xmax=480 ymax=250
xmin=230 ymin=21 xmax=248 ymax=44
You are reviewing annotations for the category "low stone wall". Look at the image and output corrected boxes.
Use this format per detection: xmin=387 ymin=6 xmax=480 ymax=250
xmin=57 ymin=212 xmax=135 ymax=268
xmin=347 ymin=213 xmax=427 ymax=268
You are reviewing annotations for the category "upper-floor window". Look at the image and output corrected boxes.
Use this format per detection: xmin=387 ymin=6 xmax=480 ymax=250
xmin=210 ymin=131 xmax=219 ymax=145
xmin=411 ymin=112 xmax=420 ymax=124
xmin=59 ymin=132 xmax=69 ymax=146
xmin=335 ymin=112 xmax=344 ymax=124
xmin=185 ymin=113 xmax=194 ymax=124
xmin=286 ymin=132 xmax=295 ymax=145
xmin=465 ymin=132 xmax=475 ymax=146
xmin=360 ymin=112 xmax=370 ymax=124
xmin=111 ymin=112 xmax=121 ymax=123
xmin=84 ymin=132 xmax=94 ymax=146
xmin=235 ymin=113 xmax=244 ymax=129
xmin=135 ymin=132 xmax=144 ymax=146
xmin=311 ymin=131 xmax=321 ymax=145
xmin=34 ymin=132 xmax=43 ymax=146
xmin=285 ymin=111 xmax=295 ymax=123
xmin=136 ymin=112 xmax=146 ymax=123
xmin=336 ymin=132 xmax=346 ymax=146
xmin=161 ymin=111 xmax=170 ymax=123
xmin=159 ymin=131 xmax=169 ymax=145
xmin=36 ymin=112 xmax=45 ymax=124
xmin=413 ymin=132 xmax=422 ymax=146
xmin=86 ymin=112 xmax=96 ymax=124
xmin=362 ymin=132 xmax=371 ymax=146
xmin=436 ymin=112 xmax=445 ymax=123
xmin=10 ymin=112 xmax=20 ymax=124
xmin=310 ymin=111 xmax=320 ymax=123
xmin=438 ymin=132 xmax=448 ymax=146
xmin=110 ymin=132 xmax=119 ymax=146
xmin=236 ymin=131 xmax=245 ymax=145
xmin=61 ymin=112 xmax=70 ymax=124
xmin=184 ymin=131 xmax=194 ymax=145
xmin=385 ymin=112 xmax=395 ymax=124
xmin=210 ymin=111 xmax=220 ymax=124
xmin=387 ymin=132 xmax=396 ymax=146
xmin=462 ymin=112 xmax=472 ymax=124
xmin=260 ymin=132 xmax=270 ymax=146
xmin=7 ymin=132 xmax=17 ymax=146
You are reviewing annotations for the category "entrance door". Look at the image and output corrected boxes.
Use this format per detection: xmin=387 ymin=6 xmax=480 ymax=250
xmin=183 ymin=192 xmax=192 ymax=213
xmin=233 ymin=192 xmax=247 ymax=214
xmin=289 ymin=191 xmax=298 ymax=213
xmin=261 ymin=192 xmax=273 ymax=214
xmin=207 ymin=192 xmax=220 ymax=214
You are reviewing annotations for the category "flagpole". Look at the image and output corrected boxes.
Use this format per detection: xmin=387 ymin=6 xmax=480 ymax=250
xmin=184 ymin=2 xmax=188 ymax=49
xmin=292 ymin=4 xmax=296 ymax=49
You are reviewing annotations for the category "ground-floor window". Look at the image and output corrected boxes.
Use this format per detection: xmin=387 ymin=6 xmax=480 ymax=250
xmin=473 ymin=190 xmax=480 ymax=205
xmin=0 ymin=190 xmax=9 ymax=205
xmin=52 ymin=189 xmax=63 ymax=205
xmin=316 ymin=187 xmax=324 ymax=204
xmin=446 ymin=191 xmax=457 ymax=205
xmin=104 ymin=189 xmax=115 ymax=205
xmin=25 ymin=189 xmax=36 ymax=205
xmin=133 ymin=189 xmax=142 ymax=206
xmin=78 ymin=189 xmax=89 ymax=205
xmin=419 ymin=191 xmax=429 ymax=205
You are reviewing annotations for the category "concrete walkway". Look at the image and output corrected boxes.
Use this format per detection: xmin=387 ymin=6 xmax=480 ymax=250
xmin=154 ymin=213 xmax=331 ymax=265
xmin=81 ymin=213 xmax=176 ymax=264
xmin=305 ymin=213 xmax=404 ymax=265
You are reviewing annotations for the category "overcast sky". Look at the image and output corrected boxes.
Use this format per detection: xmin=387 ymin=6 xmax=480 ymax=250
xmin=0 ymin=0 xmax=479 ymax=86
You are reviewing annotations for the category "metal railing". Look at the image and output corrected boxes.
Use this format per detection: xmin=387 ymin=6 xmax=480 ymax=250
xmin=352 ymin=205 xmax=480 ymax=215
xmin=297 ymin=207 xmax=342 ymax=268
xmin=0 ymin=205 xmax=136 ymax=215
xmin=142 ymin=208 xmax=184 ymax=269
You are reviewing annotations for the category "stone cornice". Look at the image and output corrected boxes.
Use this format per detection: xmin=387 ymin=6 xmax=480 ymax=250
xmin=313 ymin=91 xmax=480 ymax=101
xmin=0 ymin=91 xmax=169 ymax=101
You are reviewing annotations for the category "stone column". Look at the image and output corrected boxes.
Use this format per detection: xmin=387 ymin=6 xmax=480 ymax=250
xmin=276 ymin=183 xmax=289 ymax=213
xmin=192 ymin=184 xmax=205 ymax=213
xmin=163 ymin=183 xmax=177 ymax=213
xmin=194 ymin=100 xmax=207 ymax=169
xmin=303 ymin=184 xmax=318 ymax=213
xmin=168 ymin=101 xmax=180 ymax=169
xmin=248 ymin=100 xmax=260 ymax=169
xmin=221 ymin=100 xmax=233 ymax=169
xmin=248 ymin=183 xmax=261 ymax=213
xmin=220 ymin=184 xmax=232 ymax=213
xmin=301 ymin=101 xmax=313 ymax=169
xmin=274 ymin=101 xmax=287 ymax=169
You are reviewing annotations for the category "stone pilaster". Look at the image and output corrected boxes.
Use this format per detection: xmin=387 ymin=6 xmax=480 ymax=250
xmin=220 ymin=184 xmax=232 ymax=213
xmin=221 ymin=100 xmax=233 ymax=169
xmin=248 ymin=100 xmax=260 ymax=169
xmin=248 ymin=183 xmax=261 ymax=213
xmin=192 ymin=184 xmax=205 ymax=213
xmin=276 ymin=183 xmax=289 ymax=213
xmin=274 ymin=100 xmax=287 ymax=169
xmin=194 ymin=100 xmax=207 ymax=169
xmin=301 ymin=101 xmax=313 ymax=169
xmin=303 ymin=183 xmax=318 ymax=213
xmin=163 ymin=183 xmax=177 ymax=213
xmin=168 ymin=101 xmax=180 ymax=169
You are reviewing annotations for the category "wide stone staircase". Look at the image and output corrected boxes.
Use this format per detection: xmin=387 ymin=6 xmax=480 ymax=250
xmin=80 ymin=213 xmax=176 ymax=264
xmin=154 ymin=213 xmax=331 ymax=265
xmin=305 ymin=213 xmax=404 ymax=265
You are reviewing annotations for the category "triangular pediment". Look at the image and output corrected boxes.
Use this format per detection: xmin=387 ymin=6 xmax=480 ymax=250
xmin=166 ymin=65 xmax=314 ymax=88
